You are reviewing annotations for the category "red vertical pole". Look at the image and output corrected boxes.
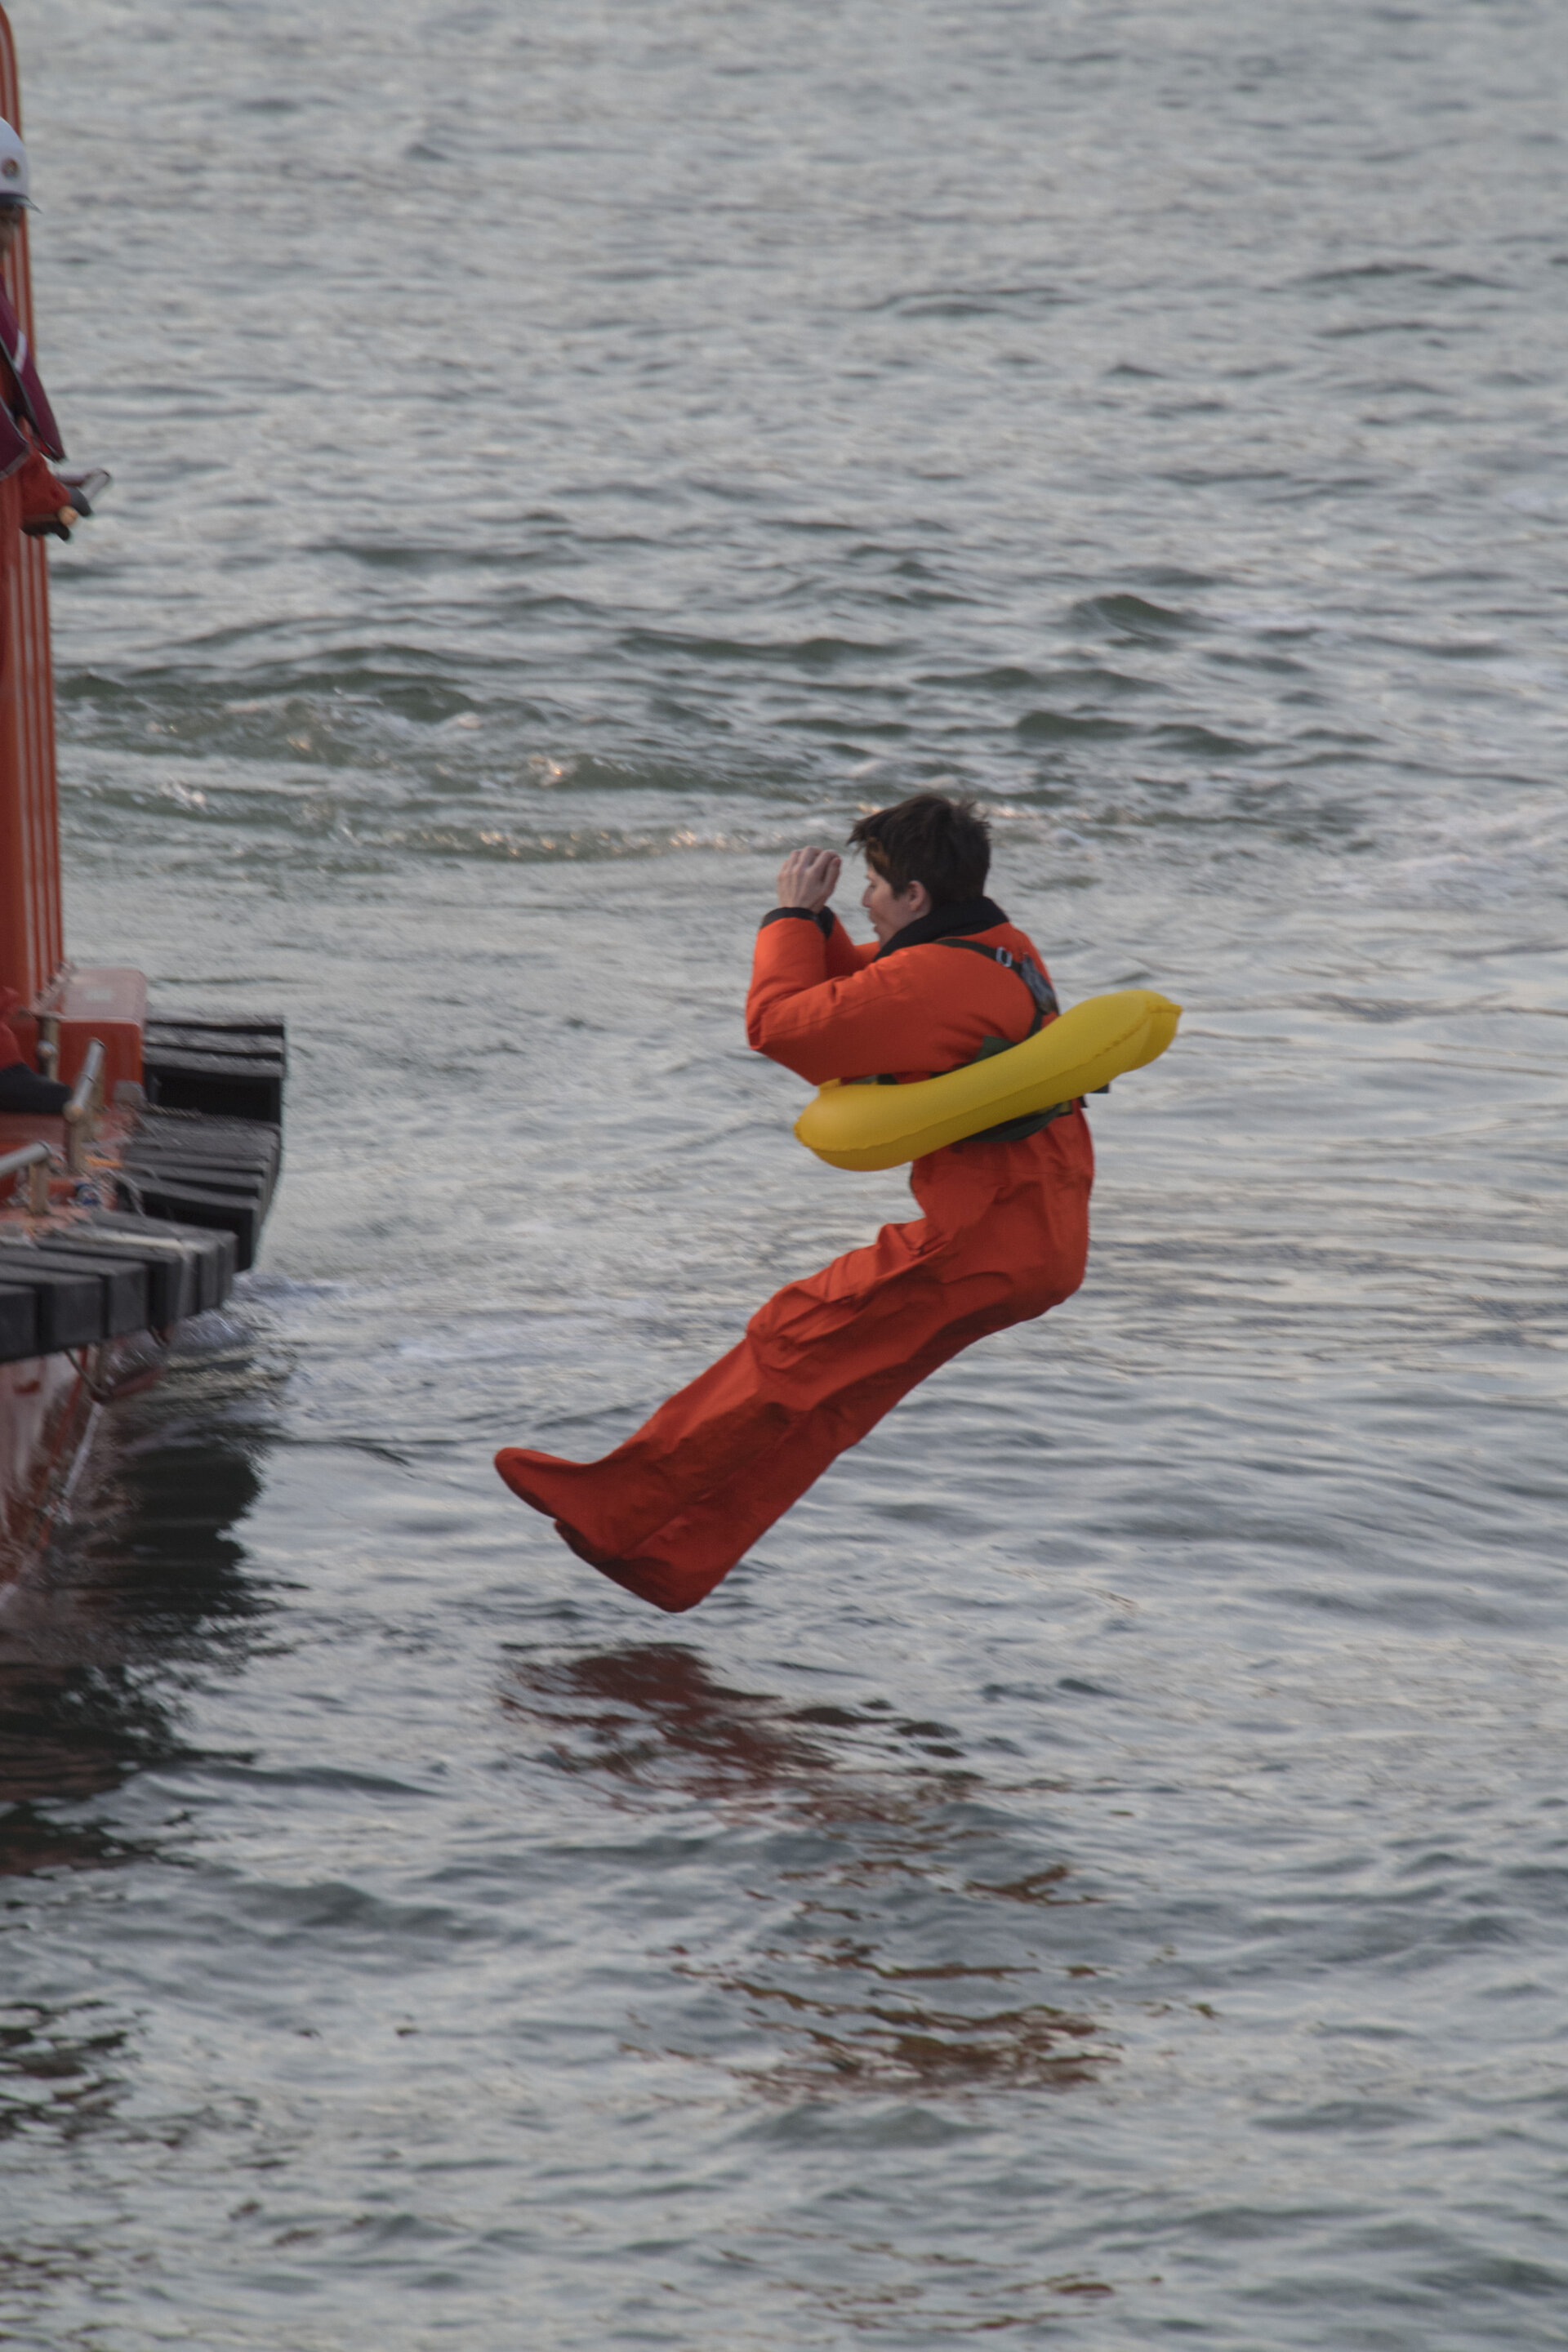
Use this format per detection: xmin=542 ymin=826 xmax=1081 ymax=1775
xmin=0 ymin=5 xmax=62 ymax=1011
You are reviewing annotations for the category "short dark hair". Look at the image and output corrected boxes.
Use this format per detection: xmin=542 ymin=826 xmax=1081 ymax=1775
xmin=848 ymin=792 xmax=991 ymax=906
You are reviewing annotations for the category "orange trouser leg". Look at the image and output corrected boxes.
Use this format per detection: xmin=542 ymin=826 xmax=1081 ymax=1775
xmin=586 ymin=1287 xmax=1057 ymax=1612
xmin=496 ymin=1164 xmax=1087 ymax=1613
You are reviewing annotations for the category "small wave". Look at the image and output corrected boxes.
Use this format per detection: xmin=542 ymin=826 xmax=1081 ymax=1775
xmin=1067 ymin=593 xmax=1205 ymax=639
xmin=1016 ymin=709 xmax=1136 ymax=742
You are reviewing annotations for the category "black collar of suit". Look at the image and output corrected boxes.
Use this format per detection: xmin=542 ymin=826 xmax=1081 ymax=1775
xmin=871 ymin=895 xmax=1009 ymax=962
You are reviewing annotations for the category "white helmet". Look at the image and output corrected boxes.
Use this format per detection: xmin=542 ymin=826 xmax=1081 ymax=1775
xmin=0 ymin=120 xmax=33 ymax=210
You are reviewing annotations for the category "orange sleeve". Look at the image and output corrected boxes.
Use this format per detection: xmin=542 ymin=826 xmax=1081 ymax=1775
xmin=746 ymin=920 xmax=941 ymax=1085
xmin=746 ymin=915 xmax=831 ymax=1071
xmin=748 ymin=918 xmax=1049 ymax=1087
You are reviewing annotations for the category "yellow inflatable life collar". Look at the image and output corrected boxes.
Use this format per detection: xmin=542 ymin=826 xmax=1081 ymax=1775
xmin=795 ymin=987 xmax=1182 ymax=1172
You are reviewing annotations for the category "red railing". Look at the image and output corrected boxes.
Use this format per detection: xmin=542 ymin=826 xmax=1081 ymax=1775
xmin=0 ymin=5 xmax=63 ymax=1012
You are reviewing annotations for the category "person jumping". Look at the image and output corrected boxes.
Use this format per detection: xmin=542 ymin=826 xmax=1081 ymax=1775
xmin=496 ymin=791 xmax=1094 ymax=1612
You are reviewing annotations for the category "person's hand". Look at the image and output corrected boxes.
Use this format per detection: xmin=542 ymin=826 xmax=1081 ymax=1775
xmin=22 ymin=506 xmax=78 ymax=541
xmin=776 ymin=847 xmax=840 ymax=911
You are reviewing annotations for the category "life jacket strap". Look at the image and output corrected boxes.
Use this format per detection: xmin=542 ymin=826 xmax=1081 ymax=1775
xmin=936 ymin=937 xmax=1060 ymax=1031
xmin=938 ymin=939 xmax=1070 ymax=1143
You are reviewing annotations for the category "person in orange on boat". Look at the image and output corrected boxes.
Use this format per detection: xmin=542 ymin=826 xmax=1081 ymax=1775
xmin=0 ymin=122 xmax=78 ymax=547
xmin=496 ymin=791 xmax=1094 ymax=1613
xmin=0 ymin=121 xmax=81 ymax=1118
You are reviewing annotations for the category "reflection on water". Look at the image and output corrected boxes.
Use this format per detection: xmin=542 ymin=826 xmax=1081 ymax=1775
xmin=501 ymin=1642 xmax=843 ymax=1797
xmin=505 ymin=1643 xmax=1113 ymax=2102
xmin=695 ymin=1973 xmax=1105 ymax=2099
xmin=501 ymin=1641 xmax=993 ymax=1824
xmin=0 ymin=2004 xmax=127 ymax=2144
xmin=0 ymin=1678 xmax=179 ymax=1818
xmin=0 ymin=1314 xmax=281 ymax=1823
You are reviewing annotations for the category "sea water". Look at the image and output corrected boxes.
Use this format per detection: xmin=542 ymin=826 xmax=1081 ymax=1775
xmin=2 ymin=2 xmax=1566 ymax=2344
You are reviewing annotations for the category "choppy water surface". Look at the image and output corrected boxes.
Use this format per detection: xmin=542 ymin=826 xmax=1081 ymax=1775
xmin=3 ymin=1 xmax=1567 ymax=2342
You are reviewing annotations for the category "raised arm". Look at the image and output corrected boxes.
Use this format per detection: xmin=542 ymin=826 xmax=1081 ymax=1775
xmin=751 ymin=914 xmax=942 ymax=1084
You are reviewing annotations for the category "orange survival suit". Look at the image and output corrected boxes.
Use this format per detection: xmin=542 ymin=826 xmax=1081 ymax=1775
xmin=0 ymin=283 xmax=75 ymax=1113
xmin=495 ymin=893 xmax=1094 ymax=1611
xmin=0 ymin=276 xmax=73 ymax=620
